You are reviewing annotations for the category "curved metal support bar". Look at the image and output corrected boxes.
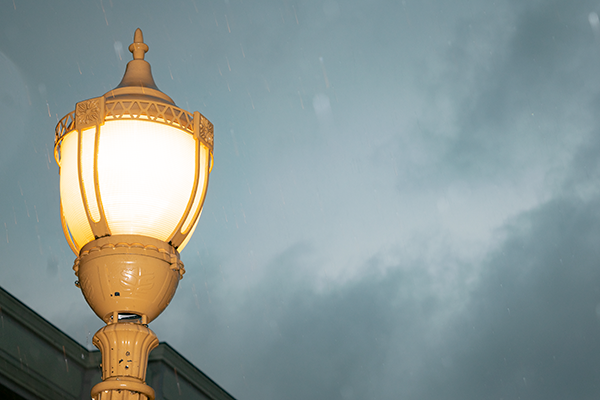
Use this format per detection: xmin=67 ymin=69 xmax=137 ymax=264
xmin=166 ymin=110 xmax=213 ymax=248
xmin=60 ymin=202 xmax=78 ymax=255
xmin=75 ymin=97 xmax=111 ymax=238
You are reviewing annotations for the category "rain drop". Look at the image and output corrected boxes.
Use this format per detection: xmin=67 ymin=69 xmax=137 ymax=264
xmin=114 ymin=41 xmax=123 ymax=60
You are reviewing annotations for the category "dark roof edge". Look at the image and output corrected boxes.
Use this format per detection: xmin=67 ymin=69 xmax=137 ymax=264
xmin=0 ymin=286 xmax=235 ymax=400
xmin=150 ymin=343 xmax=237 ymax=400
xmin=0 ymin=286 xmax=97 ymax=369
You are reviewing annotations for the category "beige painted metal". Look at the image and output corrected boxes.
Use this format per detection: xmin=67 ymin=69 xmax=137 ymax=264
xmin=54 ymin=29 xmax=214 ymax=400
xmin=76 ymin=233 xmax=181 ymax=399
xmin=91 ymin=323 xmax=159 ymax=400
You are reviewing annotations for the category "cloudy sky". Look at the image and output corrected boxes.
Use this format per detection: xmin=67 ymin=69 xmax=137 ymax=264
xmin=2 ymin=0 xmax=600 ymax=398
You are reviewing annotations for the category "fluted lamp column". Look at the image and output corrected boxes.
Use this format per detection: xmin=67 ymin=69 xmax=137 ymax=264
xmin=54 ymin=29 xmax=214 ymax=400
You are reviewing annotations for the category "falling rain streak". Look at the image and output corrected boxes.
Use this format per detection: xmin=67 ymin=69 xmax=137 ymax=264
xmin=62 ymin=346 xmax=69 ymax=373
xmin=100 ymin=0 xmax=108 ymax=25
xmin=192 ymin=284 xmax=200 ymax=309
xmin=248 ymin=91 xmax=255 ymax=109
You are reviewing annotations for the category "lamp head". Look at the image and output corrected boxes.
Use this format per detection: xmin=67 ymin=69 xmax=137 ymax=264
xmin=54 ymin=29 xmax=214 ymax=323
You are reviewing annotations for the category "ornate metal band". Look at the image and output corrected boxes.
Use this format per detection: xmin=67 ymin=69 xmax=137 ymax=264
xmin=91 ymin=379 xmax=156 ymax=400
xmin=55 ymin=96 xmax=214 ymax=163
xmin=73 ymin=238 xmax=186 ymax=280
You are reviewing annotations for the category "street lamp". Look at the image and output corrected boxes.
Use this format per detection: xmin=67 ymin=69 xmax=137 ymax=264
xmin=54 ymin=29 xmax=214 ymax=400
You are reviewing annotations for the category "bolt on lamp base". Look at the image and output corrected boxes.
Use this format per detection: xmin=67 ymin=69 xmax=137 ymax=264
xmin=91 ymin=322 xmax=159 ymax=400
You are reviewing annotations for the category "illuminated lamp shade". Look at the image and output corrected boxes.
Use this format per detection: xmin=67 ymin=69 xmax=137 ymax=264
xmin=54 ymin=32 xmax=213 ymax=255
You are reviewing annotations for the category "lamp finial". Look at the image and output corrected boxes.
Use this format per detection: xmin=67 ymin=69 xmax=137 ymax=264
xmin=107 ymin=28 xmax=176 ymax=105
xmin=129 ymin=28 xmax=149 ymax=60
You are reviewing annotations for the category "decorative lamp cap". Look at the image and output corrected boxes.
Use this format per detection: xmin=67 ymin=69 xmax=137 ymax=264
xmin=104 ymin=28 xmax=175 ymax=105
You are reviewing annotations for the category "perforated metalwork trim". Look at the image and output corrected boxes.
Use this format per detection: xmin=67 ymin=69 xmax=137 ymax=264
xmin=55 ymin=99 xmax=213 ymax=164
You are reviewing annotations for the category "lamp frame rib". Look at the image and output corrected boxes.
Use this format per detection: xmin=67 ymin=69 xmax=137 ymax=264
xmin=75 ymin=96 xmax=111 ymax=239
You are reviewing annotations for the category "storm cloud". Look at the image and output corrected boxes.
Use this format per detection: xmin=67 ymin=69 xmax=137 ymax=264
xmin=2 ymin=0 xmax=600 ymax=399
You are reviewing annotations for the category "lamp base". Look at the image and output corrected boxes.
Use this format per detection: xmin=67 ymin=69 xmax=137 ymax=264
xmin=91 ymin=322 xmax=159 ymax=400
xmin=74 ymin=235 xmax=184 ymax=324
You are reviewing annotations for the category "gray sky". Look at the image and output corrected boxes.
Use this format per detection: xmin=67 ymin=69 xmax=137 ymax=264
xmin=2 ymin=0 xmax=600 ymax=398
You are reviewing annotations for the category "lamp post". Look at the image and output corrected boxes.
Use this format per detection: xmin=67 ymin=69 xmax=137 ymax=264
xmin=54 ymin=29 xmax=214 ymax=400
